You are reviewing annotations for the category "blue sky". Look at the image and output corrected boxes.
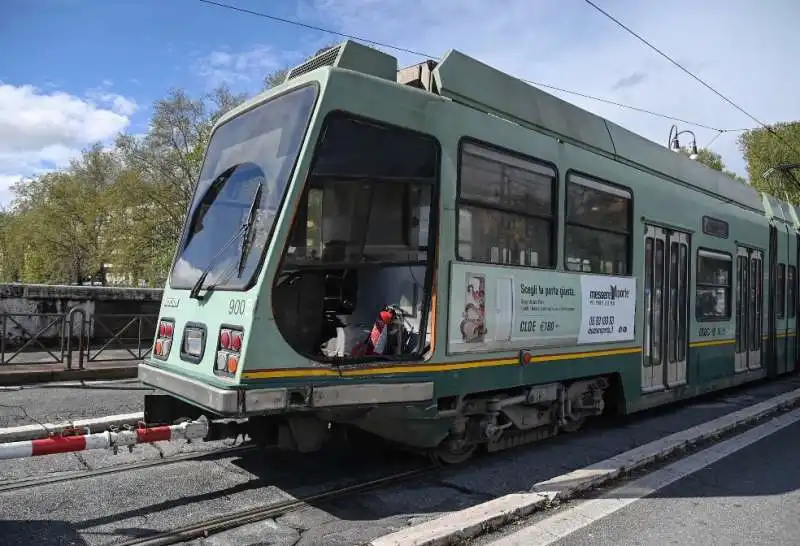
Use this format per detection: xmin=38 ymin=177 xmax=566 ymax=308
xmin=2 ymin=0 xmax=332 ymax=136
xmin=2 ymin=0 xmax=799 ymax=207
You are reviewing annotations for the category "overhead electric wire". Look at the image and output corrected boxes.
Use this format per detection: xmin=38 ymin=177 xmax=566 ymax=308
xmin=581 ymin=0 xmax=800 ymax=158
xmin=703 ymin=132 xmax=724 ymax=149
xmin=195 ymin=0 xmax=432 ymax=58
xmin=521 ymin=80 xmax=728 ymax=133
xmin=193 ymin=0 xmax=750 ymax=137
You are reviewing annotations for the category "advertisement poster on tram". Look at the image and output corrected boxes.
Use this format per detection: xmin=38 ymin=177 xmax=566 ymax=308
xmin=577 ymin=275 xmax=637 ymax=344
xmin=448 ymin=262 xmax=638 ymax=353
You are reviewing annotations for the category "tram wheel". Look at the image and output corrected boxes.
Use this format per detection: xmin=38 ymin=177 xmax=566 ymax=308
xmin=560 ymin=416 xmax=587 ymax=433
xmin=429 ymin=437 xmax=478 ymax=466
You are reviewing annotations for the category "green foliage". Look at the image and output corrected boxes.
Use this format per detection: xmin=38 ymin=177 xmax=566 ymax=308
xmin=0 ymin=210 xmax=23 ymax=281
xmin=738 ymin=122 xmax=800 ymax=201
xmin=678 ymin=146 xmax=747 ymax=183
xmin=0 ymin=84 xmax=246 ymax=286
xmin=0 ymin=42 xmax=336 ymax=286
xmin=5 ymin=167 xmax=107 ymax=283
xmin=104 ymin=84 xmax=247 ymax=286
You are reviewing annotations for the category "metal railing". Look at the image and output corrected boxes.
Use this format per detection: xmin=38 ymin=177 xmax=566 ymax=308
xmin=86 ymin=313 xmax=157 ymax=363
xmin=0 ymin=312 xmax=66 ymax=366
xmin=1 ymin=310 xmax=158 ymax=368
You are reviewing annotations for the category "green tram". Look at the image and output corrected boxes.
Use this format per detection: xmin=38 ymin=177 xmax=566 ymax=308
xmin=138 ymin=41 xmax=799 ymax=463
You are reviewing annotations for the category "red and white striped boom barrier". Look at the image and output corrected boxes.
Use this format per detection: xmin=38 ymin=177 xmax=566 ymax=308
xmin=0 ymin=418 xmax=209 ymax=461
xmin=0 ymin=412 xmax=145 ymax=443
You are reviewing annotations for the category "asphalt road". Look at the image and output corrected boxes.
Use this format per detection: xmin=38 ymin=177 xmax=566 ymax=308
xmin=0 ymin=379 xmax=151 ymax=428
xmin=2 ymin=376 xmax=800 ymax=545
xmin=485 ymin=409 xmax=800 ymax=546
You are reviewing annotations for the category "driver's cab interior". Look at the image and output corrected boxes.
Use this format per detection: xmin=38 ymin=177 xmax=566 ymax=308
xmin=271 ymin=112 xmax=439 ymax=365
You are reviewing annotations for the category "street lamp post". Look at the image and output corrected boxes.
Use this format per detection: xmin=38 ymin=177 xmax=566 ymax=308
xmin=668 ymin=124 xmax=699 ymax=160
xmin=762 ymin=163 xmax=800 ymax=180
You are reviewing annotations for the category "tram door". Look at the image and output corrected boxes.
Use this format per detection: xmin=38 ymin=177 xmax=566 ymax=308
xmin=642 ymin=225 xmax=689 ymax=392
xmin=767 ymin=225 xmax=778 ymax=377
xmin=774 ymin=225 xmax=796 ymax=374
xmin=734 ymin=247 xmax=763 ymax=372
xmin=795 ymin=232 xmax=800 ymax=372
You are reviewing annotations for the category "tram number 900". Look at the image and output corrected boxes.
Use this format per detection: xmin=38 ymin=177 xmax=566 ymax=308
xmin=228 ymin=299 xmax=246 ymax=316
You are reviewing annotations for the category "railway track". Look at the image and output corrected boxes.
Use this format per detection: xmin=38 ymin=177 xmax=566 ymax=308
xmin=115 ymin=381 xmax=795 ymax=545
xmin=117 ymin=464 xmax=437 ymax=546
xmin=4 ymin=379 xmax=798 ymax=545
xmin=0 ymin=443 xmax=256 ymax=494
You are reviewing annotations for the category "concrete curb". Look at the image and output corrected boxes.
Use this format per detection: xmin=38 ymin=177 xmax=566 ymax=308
xmin=0 ymin=365 xmax=138 ymax=387
xmin=0 ymin=412 xmax=145 ymax=443
xmin=371 ymin=386 xmax=800 ymax=546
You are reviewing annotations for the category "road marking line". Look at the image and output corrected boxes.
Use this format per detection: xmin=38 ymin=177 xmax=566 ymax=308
xmin=487 ymin=408 xmax=800 ymax=546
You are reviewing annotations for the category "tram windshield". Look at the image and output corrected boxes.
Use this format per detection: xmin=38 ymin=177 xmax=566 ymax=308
xmin=170 ymin=85 xmax=318 ymax=291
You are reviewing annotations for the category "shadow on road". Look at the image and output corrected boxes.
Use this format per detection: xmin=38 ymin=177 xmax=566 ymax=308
xmin=0 ymin=520 xmax=87 ymax=546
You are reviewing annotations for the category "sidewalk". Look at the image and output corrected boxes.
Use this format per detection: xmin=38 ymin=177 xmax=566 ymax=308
xmin=371 ymin=380 xmax=800 ymax=546
xmin=0 ymin=349 xmax=140 ymax=386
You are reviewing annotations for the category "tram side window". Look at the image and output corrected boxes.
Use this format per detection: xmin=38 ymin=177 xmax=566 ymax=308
xmin=456 ymin=142 xmax=556 ymax=267
xmin=789 ymin=265 xmax=796 ymax=319
xmin=565 ymin=174 xmax=631 ymax=275
xmin=696 ymin=250 xmax=732 ymax=321
xmin=778 ymin=263 xmax=786 ymax=318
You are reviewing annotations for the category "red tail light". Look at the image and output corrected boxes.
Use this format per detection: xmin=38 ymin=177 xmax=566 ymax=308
xmin=154 ymin=319 xmax=174 ymax=359
xmin=219 ymin=329 xmax=231 ymax=349
xmin=215 ymin=326 xmax=243 ymax=376
xmin=231 ymin=331 xmax=243 ymax=351
xmin=158 ymin=321 xmax=174 ymax=338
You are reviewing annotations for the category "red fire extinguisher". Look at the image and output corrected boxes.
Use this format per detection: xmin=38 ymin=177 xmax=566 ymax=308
xmin=352 ymin=307 xmax=397 ymax=356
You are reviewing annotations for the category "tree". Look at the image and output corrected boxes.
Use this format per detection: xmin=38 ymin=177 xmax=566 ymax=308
xmin=7 ymin=159 xmax=111 ymax=284
xmin=0 ymin=210 xmax=22 ymax=282
xmin=107 ymin=84 xmax=247 ymax=286
xmin=263 ymin=43 xmax=339 ymax=90
xmin=679 ymin=146 xmax=747 ymax=183
xmin=263 ymin=68 xmax=289 ymax=90
xmin=738 ymin=122 xmax=800 ymax=201
xmin=0 ymin=84 xmax=248 ymax=287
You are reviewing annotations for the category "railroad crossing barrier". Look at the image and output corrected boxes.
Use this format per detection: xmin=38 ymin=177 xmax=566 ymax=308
xmin=0 ymin=417 xmax=209 ymax=461
xmin=0 ymin=412 xmax=144 ymax=443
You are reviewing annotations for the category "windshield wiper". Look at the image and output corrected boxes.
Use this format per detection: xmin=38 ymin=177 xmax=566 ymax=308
xmin=188 ymin=181 xmax=264 ymax=300
xmin=236 ymin=182 xmax=264 ymax=278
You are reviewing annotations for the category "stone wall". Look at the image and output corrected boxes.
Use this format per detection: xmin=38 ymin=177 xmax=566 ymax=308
xmin=0 ymin=283 xmax=163 ymax=349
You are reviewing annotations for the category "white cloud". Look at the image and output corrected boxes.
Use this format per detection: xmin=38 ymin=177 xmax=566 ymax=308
xmin=194 ymin=38 xmax=336 ymax=91
xmin=85 ymin=80 xmax=139 ymax=117
xmin=307 ymin=0 xmax=800 ymax=179
xmin=0 ymin=83 xmax=136 ymax=206
xmin=86 ymin=89 xmax=138 ymax=118
xmin=195 ymin=44 xmax=284 ymax=89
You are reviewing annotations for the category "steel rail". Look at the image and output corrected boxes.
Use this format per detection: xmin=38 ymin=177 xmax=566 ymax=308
xmin=0 ymin=444 xmax=255 ymax=494
xmin=117 ymin=464 xmax=438 ymax=546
